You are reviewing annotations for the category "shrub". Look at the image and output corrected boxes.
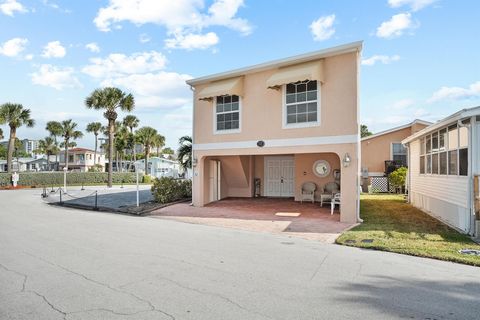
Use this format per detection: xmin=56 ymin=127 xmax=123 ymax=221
xmin=389 ymin=167 xmax=407 ymax=192
xmin=142 ymin=175 xmax=152 ymax=184
xmin=0 ymin=172 xmax=142 ymax=187
xmin=151 ymin=177 xmax=192 ymax=204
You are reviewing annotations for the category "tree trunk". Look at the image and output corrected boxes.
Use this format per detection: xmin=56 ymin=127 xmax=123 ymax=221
xmin=54 ymin=136 xmax=58 ymax=171
xmin=64 ymin=139 xmax=69 ymax=170
xmin=94 ymin=133 xmax=98 ymax=165
xmin=145 ymin=147 xmax=149 ymax=175
xmin=47 ymin=153 xmax=50 ymax=171
xmin=7 ymin=126 xmax=16 ymax=173
xmin=108 ymin=119 xmax=114 ymax=187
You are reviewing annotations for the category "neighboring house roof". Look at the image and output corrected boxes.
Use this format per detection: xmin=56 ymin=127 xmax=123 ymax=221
xmin=361 ymin=119 xmax=433 ymax=142
xmin=403 ymin=106 xmax=480 ymax=144
xmin=135 ymin=157 xmax=178 ymax=164
xmin=68 ymin=148 xmax=97 ymax=153
xmin=186 ymin=41 xmax=363 ymax=86
xmin=0 ymin=157 xmax=46 ymax=164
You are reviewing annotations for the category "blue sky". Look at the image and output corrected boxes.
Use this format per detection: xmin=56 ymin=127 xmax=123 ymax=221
xmin=1 ymin=0 xmax=479 ymax=149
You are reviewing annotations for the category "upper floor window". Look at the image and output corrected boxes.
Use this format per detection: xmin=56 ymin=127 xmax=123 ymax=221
xmin=285 ymin=80 xmax=319 ymax=127
xmin=215 ymin=95 xmax=240 ymax=133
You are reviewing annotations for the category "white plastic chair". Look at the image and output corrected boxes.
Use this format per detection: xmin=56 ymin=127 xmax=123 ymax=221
xmin=320 ymin=181 xmax=340 ymax=207
xmin=331 ymin=193 xmax=341 ymax=215
xmin=300 ymin=182 xmax=316 ymax=203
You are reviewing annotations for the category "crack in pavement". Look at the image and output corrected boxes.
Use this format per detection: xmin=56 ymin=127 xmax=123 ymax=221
xmin=0 ymin=262 xmax=66 ymax=319
xmin=22 ymin=252 xmax=175 ymax=320
xmin=0 ymin=262 xmax=27 ymax=292
xmin=149 ymin=274 xmax=275 ymax=320
xmin=309 ymin=253 xmax=329 ymax=281
xmin=30 ymin=290 xmax=67 ymax=320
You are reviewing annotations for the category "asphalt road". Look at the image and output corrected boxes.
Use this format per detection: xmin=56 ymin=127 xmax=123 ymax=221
xmin=1 ymin=189 xmax=479 ymax=320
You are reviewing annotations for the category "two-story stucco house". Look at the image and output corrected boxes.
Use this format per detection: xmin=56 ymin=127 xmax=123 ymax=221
xmin=186 ymin=42 xmax=362 ymax=223
xmin=59 ymin=148 xmax=105 ymax=172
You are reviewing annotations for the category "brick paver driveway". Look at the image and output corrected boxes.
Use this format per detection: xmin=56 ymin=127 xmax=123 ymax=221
xmin=152 ymin=198 xmax=356 ymax=243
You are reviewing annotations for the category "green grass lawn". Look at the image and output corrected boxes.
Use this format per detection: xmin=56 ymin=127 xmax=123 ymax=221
xmin=336 ymin=194 xmax=480 ymax=266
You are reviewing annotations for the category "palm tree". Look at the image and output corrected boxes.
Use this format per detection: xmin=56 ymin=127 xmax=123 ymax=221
xmin=153 ymin=133 xmax=165 ymax=157
xmin=135 ymin=126 xmax=157 ymax=174
xmin=60 ymin=120 xmax=83 ymax=170
xmin=0 ymin=103 xmax=35 ymax=173
xmin=85 ymin=87 xmax=135 ymax=187
xmin=122 ymin=115 xmax=139 ymax=163
xmin=46 ymin=121 xmax=62 ymax=170
xmin=0 ymin=128 xmax=3 ymax=140
xmin=36 ymin=137 xmax=59 ymax=170
xmin=177 ymin=135 xmax=192 ymax=171
xmin=114 ymin=124 xmax=129 ymax=172
xmin=86 ymin=122 xmax=102 ymax=165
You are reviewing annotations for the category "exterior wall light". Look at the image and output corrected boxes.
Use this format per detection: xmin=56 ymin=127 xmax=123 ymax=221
xmin=343 ymin=153 xmax=351 ymax=167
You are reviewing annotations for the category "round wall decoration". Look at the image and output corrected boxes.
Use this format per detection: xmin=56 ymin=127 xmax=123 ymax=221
xmin=313 ymin=160 xmax=331 ymax=178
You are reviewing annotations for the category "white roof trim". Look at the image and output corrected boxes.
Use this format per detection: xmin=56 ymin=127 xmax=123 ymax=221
xmin=402 ymin=106 xmax=480 ymax=144
xmin=186 ymin=41 xmax=362 ymax=86
xmin=361 ymin=119 xmax=432 ymax=141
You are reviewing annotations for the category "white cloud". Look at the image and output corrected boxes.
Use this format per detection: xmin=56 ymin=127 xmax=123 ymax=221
xmin=82 ymin=51 xmax=167 ymax=78
xmin=31 ymin=64 xmax=82 ymax=90
xmin=103 ymin=71 xmax=191 ymax=97
xmin=388 ymin=0 xmax=437 ymax=11
xmin=0 ymin=37 xmax=28 ymax=57
xmin=361 ymin=54 xmax=400 ymax=66
xmin=376 ymin=13 xmax=416 ymax=39
xmin=24 ymin=53 xmax=33 ymax=60
xmin=428 ymin=81 xmax=480 ymax=103
xmin=310 ymin=14 xmax=335 ymax=41
xmin=390 ymin=98 xmax=415 ymax=110
xmin=0 ymin=0 xmax=27 ymax=16
xmin=41 ymin=41 xmax=66 ymax=58
xmin=139 ymin=33 xmax=151 ymax=43
xmin=85 ymin=42 xmax=100 ymax=53
xmin=82 ymin=50 xmax=193 ymax=110
xmin=165 ymin=32 xmax=219 ymax=50
xmin=205 ymin=0 xmax=252 ymax=35
xmin=93 ymin=0 xmax=251 ymax=50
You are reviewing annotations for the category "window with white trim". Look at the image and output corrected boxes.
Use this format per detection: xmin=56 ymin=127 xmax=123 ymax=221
xmin=392 ymin=143 xmax=407 ymax=167
xmin=419 ymin=121 xmax=469 ymax=177
xmin=285 ymin=80 xmax=318 ymax=125
xmin=215 ymin=95 xmax=240 ymax=132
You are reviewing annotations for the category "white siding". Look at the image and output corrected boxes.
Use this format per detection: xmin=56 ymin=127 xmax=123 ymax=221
xmin=409 ymin=139 xmax=470 ymax=232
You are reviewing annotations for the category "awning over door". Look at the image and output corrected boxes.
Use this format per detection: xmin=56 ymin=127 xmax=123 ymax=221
xmin=197 ymin=77 xmax=244 ymax=101
xmin=266 ymin=60 xmax=324 ymax=89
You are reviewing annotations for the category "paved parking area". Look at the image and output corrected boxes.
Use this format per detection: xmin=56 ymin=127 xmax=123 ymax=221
xmin=2 ymin=189 xmax=480 ymax=320
xmin=44 ymin=185 xmax=153 ymax=209
xmin=152 ymin=198 xmax=356 ymax=243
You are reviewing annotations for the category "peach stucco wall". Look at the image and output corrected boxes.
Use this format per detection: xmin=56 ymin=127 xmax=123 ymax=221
xmin=293 ymin=153 xmax=340 ymax=201
xmin=193 ymin=52 xmax=358 ymax=144
xmin=361 ymin=124 xmax=429 ymax=174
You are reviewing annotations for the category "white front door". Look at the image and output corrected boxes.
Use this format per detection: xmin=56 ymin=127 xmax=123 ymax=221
xmin=264 ymin=156 xmax=295 ymax=197
xmin=209 ymin=160 xmax=221 ymax=202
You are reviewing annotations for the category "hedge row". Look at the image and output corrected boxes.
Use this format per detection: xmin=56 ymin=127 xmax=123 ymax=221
xmin=0 ymin=172 xmax=143 ymax=187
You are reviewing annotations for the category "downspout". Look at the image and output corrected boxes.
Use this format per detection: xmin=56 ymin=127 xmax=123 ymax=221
xmin=458 ymin=118 xmax=474 ymax=235
xmin=405 ymin=143 xmax=411 ymax=203
xmin=356 ymin=47 xmax=363 ymax=223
